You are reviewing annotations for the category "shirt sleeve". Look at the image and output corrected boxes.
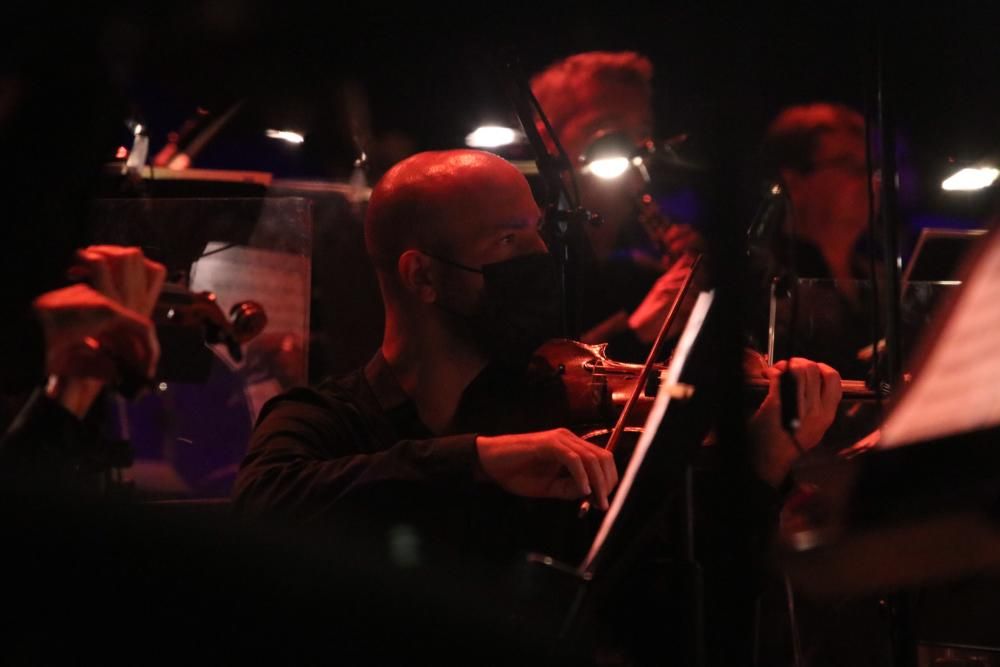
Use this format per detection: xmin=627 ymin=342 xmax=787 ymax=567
xmin=0 ymin=308 xmax=46 ymax=396
xmin=232 ymin=389 xmax=482 ymax=520
xmin=0 ymin=388 xmax=102 ymax=492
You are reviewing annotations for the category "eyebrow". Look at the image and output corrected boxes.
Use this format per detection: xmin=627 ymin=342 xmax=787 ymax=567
xmin=488 ymin=218 xmax=535 ymax=232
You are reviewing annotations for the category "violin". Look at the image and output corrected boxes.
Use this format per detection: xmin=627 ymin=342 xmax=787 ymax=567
xmin=110 ymin=283 xmax=267 ymax=397
xmin=153 ymin=283 xmax=267 ymax=364
xmin=527 ymin=339 xmax=876 ymax=434
xmin=524 ymin=254 xmax=877 ymax=516
xmin=525 ymin=338 xmax=690 ymax=435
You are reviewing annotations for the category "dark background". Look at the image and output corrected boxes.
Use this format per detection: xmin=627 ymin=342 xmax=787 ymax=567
xmin=5 ymin=2 xmax=998 ymax=379
xmin=87 ymin=2 xmax=999 ymax=225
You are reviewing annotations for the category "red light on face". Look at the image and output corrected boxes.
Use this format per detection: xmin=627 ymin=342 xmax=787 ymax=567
xmin=115 ymin=146 xmax=128 ymax=159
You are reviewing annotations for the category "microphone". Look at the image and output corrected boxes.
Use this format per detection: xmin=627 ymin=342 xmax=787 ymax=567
xmin=635 ymin=133 xmax=703 ymax=170
xmin=746 ymin=183 xmax=787 ymax=247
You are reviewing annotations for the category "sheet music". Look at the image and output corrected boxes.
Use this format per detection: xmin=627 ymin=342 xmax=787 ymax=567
xmin=881 ymin=229 xmax=1000 ymax=448
xmin=191 ymin=242 xmax=311 ymax=341
xmin=580 ymin=290 xmax=715 ymax=574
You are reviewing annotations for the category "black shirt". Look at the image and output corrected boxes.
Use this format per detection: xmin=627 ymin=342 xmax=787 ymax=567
xmin=579 ymin=221 xmax=664 ymax=363
xmin=234 ymin=350 xmax=790 ymax=663
xmin=0 ymin=388 xmax=111 ymax=494
xmin=233 ymin=352 xmax=591 ymax=562
xmin=749 ymin=236 xmax=880 ymax=380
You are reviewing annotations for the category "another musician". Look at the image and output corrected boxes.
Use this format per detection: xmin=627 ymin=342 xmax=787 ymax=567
xmin=0 ymin=19 xmax=168 ymax=492
xmin=752 ymin=105 xmax=891 ymax=667
xmin=234 ymin=150 xmax=843 ymax=562
xmin=530 ymin=51 xmax=701 ymax=360
xmin=0 ymin=247 xmax=165 ymax=492
xmin=754 ymin=103 xmax=881 ymax=379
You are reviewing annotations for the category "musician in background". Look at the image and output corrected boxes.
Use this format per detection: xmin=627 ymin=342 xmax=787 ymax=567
xmin=0 ymin=17 xmax=167 ymax=492
xmin=0 ymin=247 xmax=165 ymax=492
xmin=751 ymin=104 xmax=893 ymax=667
xmin=530 ymin=51 xmax=701 ymax=361
xmin=754 ymin=103 xmax=881 ymax=380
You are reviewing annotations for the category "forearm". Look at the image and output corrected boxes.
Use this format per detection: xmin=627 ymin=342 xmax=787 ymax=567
xmin=44 ymin=376 xmax=105 ymax=420
xmin=233 ymin=433 xmax=482 ymax=516
xmin=0 ymin=388 xmax=101 ymax=489
xmin=581 ymin=310 xmax=631 ymax=344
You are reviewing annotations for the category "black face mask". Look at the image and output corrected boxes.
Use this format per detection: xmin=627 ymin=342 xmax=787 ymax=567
xmin=426 ymin=251 xmax=563 ymax=369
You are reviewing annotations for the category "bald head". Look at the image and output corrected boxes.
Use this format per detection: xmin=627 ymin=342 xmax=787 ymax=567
xmin=365 ymin=150 xmax=540 ymax=277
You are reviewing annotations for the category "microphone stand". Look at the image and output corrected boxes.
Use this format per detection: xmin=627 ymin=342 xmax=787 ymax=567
xmin=498 ymin=53 xmax=600 ymax=338
xmin=872 ymin=9 xmax=916 ymax=667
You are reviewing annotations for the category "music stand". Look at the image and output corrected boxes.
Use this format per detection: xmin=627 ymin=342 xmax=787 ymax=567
xmin=519 ymin=292 xmax=725 ymax=660
xmin=780 ymin=226 xmax=1000 ymax=599
xmin=902 ymin=228 xmax=987 ymax=286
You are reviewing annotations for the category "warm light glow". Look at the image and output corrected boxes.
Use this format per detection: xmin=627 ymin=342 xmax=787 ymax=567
xmin=941 ymin=166 xmax=999 ymax=191
xmin=133 ymin=123 xmax=143 ymax=136
xmin=115 ymin=146 xmax=128 ymax=159
xmin=465 ymin=125 xmax=519 ymax=148
xmin=586 ymin=157 xmax=631 ymax=179
xmin=266 ymin=129 xmax=305 ymax=144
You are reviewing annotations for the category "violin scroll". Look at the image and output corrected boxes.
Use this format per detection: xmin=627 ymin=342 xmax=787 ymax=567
xmin=154 ymin=284 xmax=268 ymax=363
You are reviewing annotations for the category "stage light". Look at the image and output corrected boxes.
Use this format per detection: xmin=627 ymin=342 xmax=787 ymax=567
xmin=941 ymin=166 xmax=999 ymax=191
xmin=266 ymin=129 xmax=305 ymax=144
xmin=465 ymin=125 xmax=520 ymax=148
xmin=585 ymin=156 xmax=631 ymax=179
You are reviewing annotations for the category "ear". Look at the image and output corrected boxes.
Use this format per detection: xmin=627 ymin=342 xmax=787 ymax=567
xmin=397 ymin=249 xmax=437 ymax=303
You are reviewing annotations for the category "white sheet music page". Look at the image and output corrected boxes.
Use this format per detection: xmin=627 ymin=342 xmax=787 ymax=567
xmin=881 ymin=229 xmax=1000 ymax=448
xmin=580 ymin=290 xmax=715 ymax=574
xmin=190 ymin=242 xmax=311 ymax=418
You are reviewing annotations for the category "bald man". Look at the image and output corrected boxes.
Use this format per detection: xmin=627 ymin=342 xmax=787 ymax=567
xmin=234 ymin=150 xmax=622 ymax=558
xmin=234 ymin=150 xmax=841 ymax=559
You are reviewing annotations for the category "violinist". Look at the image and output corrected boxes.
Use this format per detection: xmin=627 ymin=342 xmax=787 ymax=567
xmin=1 ymin=246 xmax=165 ymax=493
xmin=233 ymin=149 xmax=843 ymax=560
xmin=753 ymin=104 xmax=890 ymax=667
xmin=0 ymin=24 xmax=167 ymax=493
xmin=530 ymin=51 xmax=702 ymax=361
xmin=753 ymin=103 xmax=881 ymax=380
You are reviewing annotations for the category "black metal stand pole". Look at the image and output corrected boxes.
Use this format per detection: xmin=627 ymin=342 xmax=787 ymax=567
xmin=875 ymin=5 xmax=916 ymax=666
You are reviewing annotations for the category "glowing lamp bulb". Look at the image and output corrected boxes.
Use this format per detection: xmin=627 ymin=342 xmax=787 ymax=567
xmin=587 ymin=157 xmax=631 ymax=179
xmin=941 ymin=166 xmax=999 ymax=191
xmin=465 ymin=125 xmax=518 ymax=148
xmin=266 ymin=129 xmax=305 ymax=144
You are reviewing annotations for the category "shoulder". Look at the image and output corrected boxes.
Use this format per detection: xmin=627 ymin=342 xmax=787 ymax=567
xmin=254 ymin=368 xmax=367 ymax=429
